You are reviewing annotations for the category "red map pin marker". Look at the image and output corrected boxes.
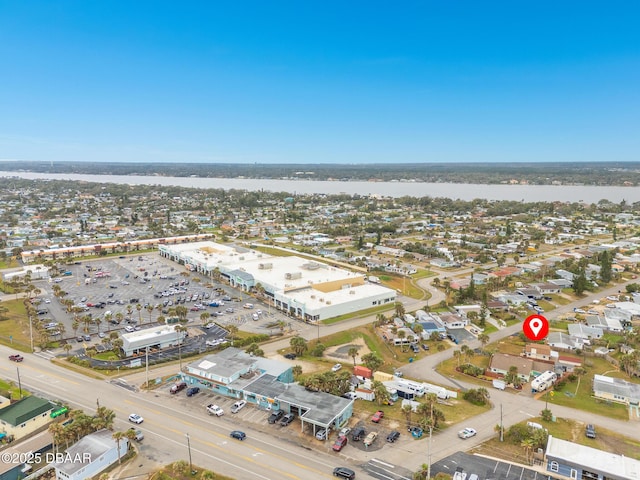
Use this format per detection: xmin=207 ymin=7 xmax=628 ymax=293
xmin=523 ymin=314 xmax=549 ymax=341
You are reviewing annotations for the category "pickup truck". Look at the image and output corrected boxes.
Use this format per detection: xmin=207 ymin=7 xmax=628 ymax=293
xmin=9 ymin=354 xmax=24 ymax=362
xmin=207 ymin=404 xmax=224 ymax=416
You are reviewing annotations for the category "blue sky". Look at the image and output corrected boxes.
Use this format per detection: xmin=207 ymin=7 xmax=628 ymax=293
xmin=0 ymin=1 xmax=638 ymax=164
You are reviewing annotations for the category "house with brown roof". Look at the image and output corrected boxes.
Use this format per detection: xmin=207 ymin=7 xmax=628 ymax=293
xmin=525 ymin=344 xmax=552 ymax=362
xmin=489 ymin=353 xmax=553 ymax=382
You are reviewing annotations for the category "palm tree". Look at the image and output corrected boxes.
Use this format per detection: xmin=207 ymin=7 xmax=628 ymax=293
xmin=94 ymin=406 xmax=116 ymax=430
xmin=200 ymin=312 xmax=210 ymax=326
xmin=146 ymin=305 xmax=154 ymax=323
xmin=48 ymin=422 xmax=65 ymax=455
xmin=348 ymin=346 xmax=359 ymax=366
xmin=372 ymin=380 xmax=390 ymax=406
xmin=453 ymin=349 xmax=462 ymax=367
xmin=136 ymin=303 xmax=143 ymax=323
xmin=63 ymin=343 xmax=72 ymax=357
xmin=174 ymin=324 xmax=188 ymax=371
xmin=398 ymin=330 xmax=407 ymax=351
xmin=290 ymin=336 xmax=308 ymax=356
xmin=402 ymin=404 xmax=413 ymax=427
xmin=394 ymin=302 xmax=406 ymax=318
xmin=226 ymin=325 xmax=239 ymax=346
xmin=112 ymin=431 xmax=126 ymax=464
xmin=478 ymin=333 xmax=490 ymax=349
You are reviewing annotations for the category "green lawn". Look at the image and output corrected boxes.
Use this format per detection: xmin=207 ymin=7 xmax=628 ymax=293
xmin=0 ymin=299 xmax=32 ymax=351
xmin=545 ymin=357 xmax=630 ymax=420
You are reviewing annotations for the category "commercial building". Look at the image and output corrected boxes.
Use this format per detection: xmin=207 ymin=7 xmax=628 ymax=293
xmin=545 ymin=435 xmax=640 ymax=480
xmin=0 ymin=396 xmax=56 ymax=441
xmin=54 ymin=429 xmax=129 ymax=480
xmin=159 ymin=241 xmax=396 ymax=321
xmin=120 ymin=324 xmax=186 ymax=357
xmin=181 ymin=348 xmax=353 ymax=434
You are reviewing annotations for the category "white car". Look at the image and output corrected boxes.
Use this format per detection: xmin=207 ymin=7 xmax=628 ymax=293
xmin=458 ymin=427 xmax=476 ymax=439
xmin=124 ymin=326 xmax=135 ymax=333
xmin=332 ymin=363 xmax=342 ymax=372
xmin=231 ymin=400 xmax=247 ymax=414
xmin=207 ymin=404 xmax=224 ymax=416
xmin=128 ymin=413 xmax=144 ymax=424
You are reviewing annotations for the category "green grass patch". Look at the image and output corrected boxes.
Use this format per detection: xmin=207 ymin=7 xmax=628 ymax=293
xmin=545 ymin=357 xmax=630 ymax=420
xmin=0 ymin=379 xmax=31 ymax=400
xmin=0 ymin=299 xmax=33 ymax=350
xmin=322 ymin=304 xmax=393 ymax=325
xmin=93 ymin=351 xmax=120 ymax=361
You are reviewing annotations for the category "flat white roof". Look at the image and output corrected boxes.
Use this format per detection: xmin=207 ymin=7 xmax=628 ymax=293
xmin=286 ymin=283 xmax=394 ymax=310
xmin=546 ymin=436 xmax=640 ymax=479
xmin=122 ymin=324 xmax=178 ymax=342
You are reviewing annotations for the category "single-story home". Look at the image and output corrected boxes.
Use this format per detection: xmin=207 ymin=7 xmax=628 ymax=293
xmin=592 ymin=374 xmax=640 ymax=405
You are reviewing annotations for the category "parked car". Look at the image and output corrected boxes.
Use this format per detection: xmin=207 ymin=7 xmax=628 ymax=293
xmin=331 ymin=363 xmax=343 ymax=372
xmin=127 ymin=428 xmax=144 ymax=441
xmin=421 ymin=343 xmax=429 ymax=351
xmin=363 ymin=431 xmax=378 ymax=446
xmin=332 ymin=435 xmax=348 ymax=452
xmin=9 ymin=354 xmax=24 ymax=362
xmin=332 ymin=467 xmax=356 ymax=479
xmin=230 ymin=430 xmax=246 ymax=441
xmin=280 ymin=413 xmax=295 ymax=426
xmin=371 ymin=410 xmax=384 ymax=423
xmin=284 ymin=353 xmax=297 ymax=360
xmin=186 ymin=387 xmax=200 ymax=397
xmin=338 ymin=426 xmax=351 ymax=437
xmin=408 ymin=426 xmax=423 ymax=438
xmin=316 ymin=429 xmax=328 ymax=440
xmin=207 ymin=404 xmax=224 ymax=416
xmin=231 ymin=400 xmax=247 ymax=413
xmin=386 ymin=431 xmax=400 ymax=443
xmin=351 ymin=426 xmax=366 ymax=441
xmin=585 ymin=424 xmax=596 ymax=439
xmin=458 ymin=427 xmax=477 ymax=439
xmin=268 ymin=410 xmax=284 ymax=424
xmin=128 ymin=413 xmax=144 ymax=424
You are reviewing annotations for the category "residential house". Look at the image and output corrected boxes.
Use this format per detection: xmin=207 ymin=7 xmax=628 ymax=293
xmin=530 ymin=283 xmax=562 ymax=295
xmin=54 ymin=429 xmax=129 ymax=480
xmin=592 ymin=374 xmax=640 ymax=405
xmin=545 ymin=435 xmax=640 ymax=480
xmin=524 ymin=344 xmax=553 ymax=362
xmin=488 ymin=353 xmax=533 ymax=382
xmin=586 ymin=314 xmax=623 ymax=333
xmin=516 ymin=288 xmax=542 ymax=300
xmin=439 ymin=313 xmax=468 ymax=330
xmin=567 ymin=323 xmax=603 ymax=341
xmin=547 ymin=332 xmax=577 ymax=350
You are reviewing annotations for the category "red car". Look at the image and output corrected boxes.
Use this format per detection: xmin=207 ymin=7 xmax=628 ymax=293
xmin=332 ymin=435 xmax=348 ymax=452
xmin=372 ymin=410 xmax=384 ymax=423
xmin=9 ymin=354 xmax=24 ymax=362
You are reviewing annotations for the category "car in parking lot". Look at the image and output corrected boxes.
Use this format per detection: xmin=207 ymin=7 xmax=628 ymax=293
xmin=128 ymin=413 xmax=144 ymax=424
xmin=170 ymin=382 xmax=187 ymax=394
xmin=268 ymin=410 xmax=284 ymax=424
xmin=83 ymin=334 xmax=91 ymax=341
xmin=316 ymin=429 xmax=328 ymax=440
xmin=186 ymin=387 xmax=200 ymax=396
xmin=333 ymin=467 xmax=356 ymax=479
xmin=76 ymin=336 xmax=84 ymax=342
xmin=231 ymin=400 xmax=247 ymax=413
xmin=332 ymin=435 xmax=348 ymax=451
xmin=230 ymin=430 xmax=246 ymax=441
xmin=458 ymin=427 xmax=477 ymax=439
xmin=124 ymin=326 xmax=135 ymax=333
xmin=207 ymin=404 xmax=224 ymax=416
xmin=280 ymin=413 xmax=295 ymax=426
xmin=363 ymin=431 xmax=378 ymax=446
xmin=371 ymin=410 xmax=384 ymax=423
xmin=386 ymin=431 xmax=400 ymax=443
xmin=338 ymin=426 xmax=351 ymax=437
xmin=351 ymin=426 xmax=365 ymax=441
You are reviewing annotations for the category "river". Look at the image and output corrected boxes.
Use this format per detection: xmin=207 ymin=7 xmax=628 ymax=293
xmin=0 ymin=171 xmax=637 ymax=203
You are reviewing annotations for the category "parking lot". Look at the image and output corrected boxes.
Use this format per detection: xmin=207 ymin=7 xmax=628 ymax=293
xmin=431 ymin=452 xmax=551 ymax=480
xmin=33 ymin=252 xmax=296 ymax=354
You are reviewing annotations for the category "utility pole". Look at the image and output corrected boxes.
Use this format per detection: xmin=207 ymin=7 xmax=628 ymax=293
xmin=500 ymin=403 xmax=504 ymax=442
xmin=17 ymin=367 xmax=23 ymax=399
xmin=427 ymin=426 xmax=433 ymax=480
xmin=145 ymin=347 xmax=149 ymax=391
xmin=185 ymin=433 xmax=195 ymax=475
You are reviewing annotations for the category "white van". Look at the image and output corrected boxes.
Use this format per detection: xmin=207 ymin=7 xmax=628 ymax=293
xmin=244 ymin=303 xmax=254 ymax=309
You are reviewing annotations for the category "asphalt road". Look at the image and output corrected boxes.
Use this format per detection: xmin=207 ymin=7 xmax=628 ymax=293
xmin=0 ymin=346 xmax=372 ymax=480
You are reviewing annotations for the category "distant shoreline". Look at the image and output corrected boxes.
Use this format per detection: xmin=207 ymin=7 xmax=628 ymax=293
xmin=0 ymin=160 xmax=639 ymax=187
xmin=1 ymin=171 xmax=638 ymax=203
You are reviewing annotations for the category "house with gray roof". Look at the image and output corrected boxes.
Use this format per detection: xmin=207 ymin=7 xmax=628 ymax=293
xmin=592 ymin=374 xmax=640 ymax=405
xmin=567 ymin=323 xmax=603 ymax=340
xmin=547 ymin=332 xmax=576 ymax=350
